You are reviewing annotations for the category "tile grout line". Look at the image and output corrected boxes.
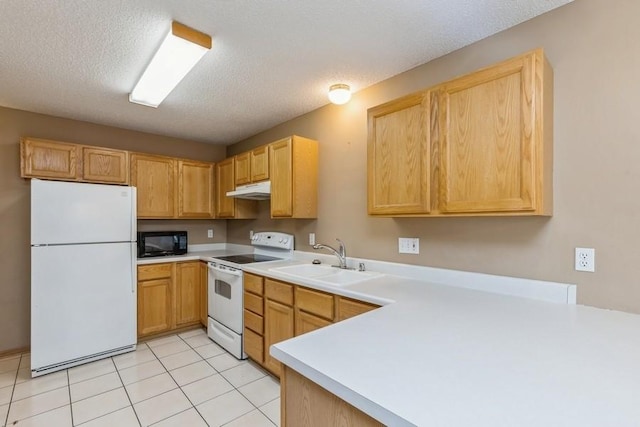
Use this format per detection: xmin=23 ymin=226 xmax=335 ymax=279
xmin=66 ymin=369 xmax=74 ymax=426
xmin=2 ymin=353 xmax=22 ymax=427
xmin=111 ymin=356 xmax=142 ymax=427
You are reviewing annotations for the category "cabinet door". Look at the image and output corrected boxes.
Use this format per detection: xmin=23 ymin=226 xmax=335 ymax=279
xmin=250 ymin=145 xmax=269 ymax=182
xmin=269 ymin=138 xmax=293 ymax=217
xmin=367 ymin=91 xmax=431 ymax=215
xmin=82 ymin=147 xmax=129 ymax=184
xmin=131 ymin=153 xmax=176 ymax=218
xmin=215 ymin=157 xmax=235 ymax=218
xmin=175 ymin=262 xmax=201 ymax=327
xmin=295 ymin=310 xmax=332 ymax=336
xmin=336 ymin=297 xmax=379 ymax=322
xmin=20 ymin=137 xmax=78 ymax=180
xmin=234 ymin=152 xmax=251 ymax=186
xmin=178 ymin=160 xmax=214 ymax=218
xmin=264 ymin=299 xmax=294 ymax=376
xmin=138 ymin=278 xmax=172 ymax=337
xmin=200 ymin=261 xmax=208 ymax=327
xmin=438 ymin=51 xmax=538 ymax=213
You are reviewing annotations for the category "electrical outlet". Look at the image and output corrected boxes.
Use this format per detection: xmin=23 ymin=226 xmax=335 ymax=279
xmin=309 ymin=233 xmax=316 ymax=246
xmin=575 ymin=248 xmax=595 ymax=272
xmin=207 ymin=229 xmax=214 ymax=239
xmin=399 ymin=237 xmax=419 ymax=254
xmin=249 ymin=230 xmax=254 ymax=239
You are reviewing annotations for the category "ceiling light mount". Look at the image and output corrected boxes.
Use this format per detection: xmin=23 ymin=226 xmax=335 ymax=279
xmin=129 ymin=21 xmax=212 ymax=108
xmin=328 ymin=83 xmax=351 ymax=105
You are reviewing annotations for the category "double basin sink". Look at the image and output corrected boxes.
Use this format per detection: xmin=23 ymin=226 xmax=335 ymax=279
xmin=269 ymin=264 xmax=384 ymax=287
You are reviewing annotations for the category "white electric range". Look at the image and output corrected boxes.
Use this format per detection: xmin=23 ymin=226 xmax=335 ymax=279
xmin=207 ymin=232 xmax=294 ymax=359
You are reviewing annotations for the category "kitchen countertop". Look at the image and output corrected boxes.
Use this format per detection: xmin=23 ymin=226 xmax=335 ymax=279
xmin=242 ymin=258 xmax=640 ymax=427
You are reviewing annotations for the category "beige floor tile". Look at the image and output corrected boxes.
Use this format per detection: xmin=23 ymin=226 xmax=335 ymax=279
xmin=12 ymin=370 xmax=68 ymax=401
xmin=145 ymin=335 xmax=180 ymax=348
xmin=221 ymin=362 xmax=267 ymax=388
xmin=180 ymin=373 xmax=234 ymax=405
xmin=124 ymin=372 xmax=177 ymax=404
xmin=6 ymin=386 xmax=69 ymax=424
xmin=194 ymin=342 xmax=226 ymax=359
xmin=159 ymin=349 xmax=201 ymax=371
xmin=206 ymin=353 xmax=244 ymax=373
xmin=0 ymin=403 xmax=8 ymax=426
xmin=68 ymin=359 xmax=115 ymax=384
xmin=71 ymin=387 xmax=130 ymax=425
xmin=19 ymin=354 xmax=31 ymax=370
xmin=196 ymin=390 xmax=254 ymax=427
xmin=70 ymin=372 xmax=123 ymax=402
xmin=225 ymin=409 xmax=276 ymax=427
xmin=260 ymin=398 xmax=280 ymax=426
xmin=132 ymin=389 xmax=191 ymax=426
xmin=0 ymin=385 xmax=13 ymax=405
xmin=15 ymin=368 xmax=32 ymax=384
xmin=184 ymin=335 xmax=213 ymax=349
xmin=9 ymin=405 xmax=72 ymax=427
xmin=169 ymin=361 xmax=216 ymax=387
xmin=118 ymin=360 xmax=166 ymax=386
xmin=0 ymin=357 xmax=20 ymax=375
xmin=152 ymin=408 xmax=207 ymax=427
xmin=149 ymin=341 xmax=190 ymax=359
xmin=0 ymin=372 xmax=16 ymax=389
xmin=237 ymin=376 xmax=280 ymax=407
xmin=113 ymin=348 xmax=156 ymax=371
xmin=178 ymin=328 xmax=206 ymax=339
xmin=78 ymin=406 xmax=140 ymax=427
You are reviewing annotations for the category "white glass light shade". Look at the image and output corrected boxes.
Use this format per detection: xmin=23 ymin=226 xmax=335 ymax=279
xmin=129 ymin=22 xmax=211 ymax=108
xmin=328 ymin=84 xmax=351 ymax=105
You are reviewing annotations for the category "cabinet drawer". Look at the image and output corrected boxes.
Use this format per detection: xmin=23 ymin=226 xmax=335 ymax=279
xmin=265 ymin=279 xmax=294 ymax=306
xmin=138 ymin=263 xmax=173 ymax=281
xmin=244 ymin=309 xmax=264 ymax=335
xmin=244 ymin=273 xmax=264 ymax=295
xmin=296 ymin=286 xmax=334 ymax=320
xmin=244 ymin=291 xmax=264 ymax=316
xmin=337 ymin=297 xmax=379 ymax=322
xmin=244 ymin=328 xmax=264 ymax=363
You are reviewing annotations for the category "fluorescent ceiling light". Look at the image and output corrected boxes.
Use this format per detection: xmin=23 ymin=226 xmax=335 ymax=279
xmin=129 ymin=21 xmax=211 ymax=108
xmin=328 ymin=84 xmax=351 ymax=105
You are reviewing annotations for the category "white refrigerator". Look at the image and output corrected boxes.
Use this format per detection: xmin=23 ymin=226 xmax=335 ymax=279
xmin=31 ymin=179 xmax=137 ymax=377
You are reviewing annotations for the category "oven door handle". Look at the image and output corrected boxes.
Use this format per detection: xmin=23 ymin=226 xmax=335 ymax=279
xmin=208 ymin=263 xmax=243 ymax=277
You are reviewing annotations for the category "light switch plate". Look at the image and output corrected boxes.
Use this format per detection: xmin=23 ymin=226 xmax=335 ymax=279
xmin=207 ymin=229 xmax=214 ymax=239
xmin=399 ymin=237 xmax=419 ymax=254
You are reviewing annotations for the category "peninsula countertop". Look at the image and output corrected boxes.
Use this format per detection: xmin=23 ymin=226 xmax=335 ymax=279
xmin=243 ymin=258 xmax=640 ymax=427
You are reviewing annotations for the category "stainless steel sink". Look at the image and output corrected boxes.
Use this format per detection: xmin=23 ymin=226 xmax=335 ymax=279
xmin=269 ymin=264 xmax=384 ymax=286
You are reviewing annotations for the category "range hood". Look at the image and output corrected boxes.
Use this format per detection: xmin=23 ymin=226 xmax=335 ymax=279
xmin=226 ymin=181 xmax=271 ymax=200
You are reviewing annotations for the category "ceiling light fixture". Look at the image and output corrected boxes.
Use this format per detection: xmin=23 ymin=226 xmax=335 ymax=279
xmin=129 ymin=21 xmax=212 ymax=108
xmin=328 ymin=84 xmax=351 ymax=105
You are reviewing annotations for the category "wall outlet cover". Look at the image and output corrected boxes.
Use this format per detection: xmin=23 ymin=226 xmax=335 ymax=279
xmin=399 ymin=237 xmax=420 ymax=254
xmin=575 ymin=247 xmax=595 ymax=272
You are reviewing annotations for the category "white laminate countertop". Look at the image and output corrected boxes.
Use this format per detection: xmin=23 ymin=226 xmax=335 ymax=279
xmin=242 ymin=257 xmax=640 ymax=427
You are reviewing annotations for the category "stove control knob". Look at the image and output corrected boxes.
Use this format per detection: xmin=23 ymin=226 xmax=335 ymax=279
xmin=283 ymin=238 xmax=289 ymax=245
xmin=278 ymin=238 xmax=283 ymax=243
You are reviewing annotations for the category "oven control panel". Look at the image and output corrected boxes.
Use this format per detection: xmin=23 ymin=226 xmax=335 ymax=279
xmin=251 ymin=232 xmax=294 ymax=250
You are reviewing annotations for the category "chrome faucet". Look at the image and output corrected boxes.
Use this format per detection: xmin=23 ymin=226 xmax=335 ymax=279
xmin=312 ymin=238 xmax=348 ymax=269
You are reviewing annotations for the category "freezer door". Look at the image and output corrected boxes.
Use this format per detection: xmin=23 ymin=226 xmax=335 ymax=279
xmin=31 ymin=179 xmax=136 ymax=245
xmin=31 ymin=242 xmax=137 ymax=372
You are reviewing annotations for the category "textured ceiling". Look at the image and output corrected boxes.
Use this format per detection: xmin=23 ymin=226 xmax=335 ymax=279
xmin=0 ymin=0 xmax=573 ymax=145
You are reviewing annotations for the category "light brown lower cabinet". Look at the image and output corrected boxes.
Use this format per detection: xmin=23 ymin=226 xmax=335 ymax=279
xmin=243 ymin=273 xmax=381 ymax=379
xmin=282 ymin=366 xmax=383 ymax=427
xmin=137 ymin=261 xmax=202 ymax=339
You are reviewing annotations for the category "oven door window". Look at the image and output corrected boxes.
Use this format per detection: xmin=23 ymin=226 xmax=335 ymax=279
xmin=215 ymin=280 xmax=232 ymax=300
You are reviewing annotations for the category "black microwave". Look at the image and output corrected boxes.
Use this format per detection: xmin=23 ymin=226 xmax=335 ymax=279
xmin=137 ymin=231 xmax=188 ymax=258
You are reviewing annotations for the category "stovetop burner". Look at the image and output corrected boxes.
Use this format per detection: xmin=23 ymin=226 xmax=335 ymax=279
xmin=214 ymin=254 xmax=282 ymax=264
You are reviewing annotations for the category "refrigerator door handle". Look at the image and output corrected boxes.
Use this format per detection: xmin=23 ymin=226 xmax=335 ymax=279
xmin=130 ymin=187 xmax=137 ymax=242
xmin=131 ymin=243 xmax=136 ymax=293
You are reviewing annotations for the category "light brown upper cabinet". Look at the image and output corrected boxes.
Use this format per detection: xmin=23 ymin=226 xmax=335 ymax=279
xmin=235 ymin=145 xmax=269 ymax=186
xmin=130 ymin=153 xmax=176 ymax=218
xmin=367 ymin=48 xmax=553 ymax=217
xmin=21 ymin=137 xmax=79 ymax=180
xmin=21 ymin=138 xmax=129 ymax=184
xmin=82 ymin=146 xmax=129 ymax=184
xmin=215 ymin=157 xmax=257 ymax=219
xmin=367 ymin=92 xmax=432 ymax=215
xmin=177 ymin=160 xmax=214 ymax=218
xmin=269 ymin=135 xmax=318 ymax=218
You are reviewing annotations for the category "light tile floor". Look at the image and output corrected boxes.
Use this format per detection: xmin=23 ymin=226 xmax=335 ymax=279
xmin=0 ymin=328 xmax=280 ymax=426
